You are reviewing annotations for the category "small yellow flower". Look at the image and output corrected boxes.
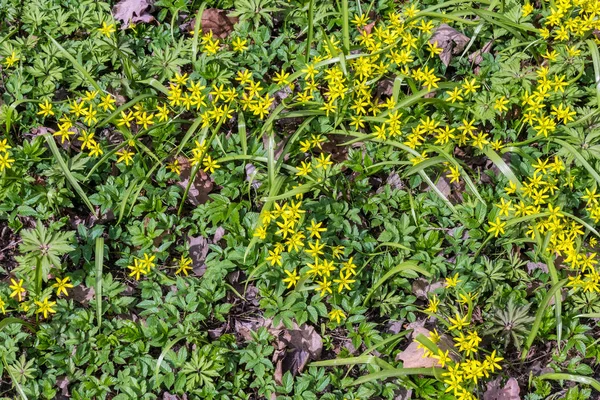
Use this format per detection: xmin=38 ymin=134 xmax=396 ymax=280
xmin=98 ymin=22 xmax=116 ymax=38
xmin=116 ymin=149 xmax=135 ymax=165
xmin=175 ymin=255 xmax=193 ymax=276
xmin=283 ymin=268 xmax=300 ymax=288
xmin=52 ymin=277 xmax=74 ymax=297
xmin=128 ymin=259 xmax=146 ymax=280
xmin=35 ymin=297 xmax=57 ymax=319
xmin=9 ymin=278 xmax=25 ymax=302
xmin=487 ymin=217 xmax=507 ymax=237
xmin=328 ymin=308 xmax=346 ymax=324
xmin=203 ymin=155 xmax=220 ymax=173
xmin=232 ymin=37 xmax=248 ymax=52
xmin=38 ymin=100 xmax=54 ymax=117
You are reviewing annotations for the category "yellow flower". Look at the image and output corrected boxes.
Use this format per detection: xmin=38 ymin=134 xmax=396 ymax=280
xmin=156 ymin=103 xmax=170 ymax=122
xmin=9 ymin=278 xmax=25 ymax=302
xmin=493 ymin=96 xmax=509 ymax=113
xmin=99 ymin=94 xmax=116 ymax=111
xmin=127 ymin=259 xmax=146 ymax=280
xmin=175 ymin=256 xmax=193 ymax=276
xmin=35 ymin=297 xmax=57 ymax=318
xmin=296 ymin=160 xmax=312 ymax=177
xmin=307 ymin=220 xmax=327 ymax=239
xmin=38 ymin=100 xmax=54 ymax=117
xmin=167 ymin=159 xmax=181 ymax=175
xmin=328 ymin=308 xmax=346 ymax=324
xmin=0 ymin=152 xmax=15 ymax=172
xmin=445 ymin=272 xmax=461 ymax=288
xmin=315 ymin=153 xmax=333 ymax=170
xmin=333 ymin=271 xmax=356 ymax=293
xmin=116 ymin=149 xmax=135 ymax=165
xmin=88 ymin=142 xmax=103 ymax=157
xmin=448 ymin=312 xmax=469 ymax=331
xmin=424 ymin=295 xmax=440 ymax=313
xmin=446 ymin=166 xmax=460 ymax=183
xmin=140 ymin=253 xmax=156 ymax=272
xmin=203 ymin=155 xmax=220 ymax=173
xmin=3 ymin=51 xmax=20 ymax=68
xmin=117 ymin=111 xmax=135 ymax=128
xmin=487 ymin=217 xmax=507 ymax=237
xmin=283 ymin=268 xmax=299 ymax=288
xmin=232 ymin=37 xmax=248 ymax=52
xmin=98 ymin=22 xmax=116 ymax=38
xmin=351 ymin=13 xmax=369 ymax=28
xmin=0 ymin=139 xmax=11 ymax=154
xmin=266 ymin=250 xmax=282 ymax=267
xmin=171 ymin=72 xmax=189 ymax=86
xmin=273 ymin=70 xmax=291 ymax=86
xmin=461 ymin=78 xmax=480 ymax=95
xmin=136 ymin=112 xmax=154 ymax=130
xmin=52 ymin=277 xmax=74 ymax=297
xmin=316 ymin=276 xmax=333 ymax=297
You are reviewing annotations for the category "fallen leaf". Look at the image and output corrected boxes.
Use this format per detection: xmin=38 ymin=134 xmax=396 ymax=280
xmin=213 ymin=226 xmax=225 ymax=243
xmin=177 ymin=157 xmax=214 ymax=206
xmin=275 ymin=323 xmax=323 ymax=382
xmin=483 ymin=377 xmax=521 ymax=400
xmin=526 ymin=261 xmax=548 ymax=274
xmin=188 ymin=9 xmax=239 ymax=39
xmin=112 ymin=0 xmax=154 ymax=27
xmin=396 ymin=327 xmax=454 ymax=368
xmin=188 ymin=235 xmax=210 ymax=276
xmin=469 ymin=40 xmax=494 ymax=66
xmin=71 ymin=285 xmax=95 ymax=305
xmin=56 ymin=376 xmax=69 ymax=398
xmin=412 ymin=278 xmax=445 ymax=300
xmin=429 ymin=24 xmax=470 ymax=66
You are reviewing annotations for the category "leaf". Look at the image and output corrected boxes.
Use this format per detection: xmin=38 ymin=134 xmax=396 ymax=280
xmin=429 ymin=23 xmax=470 ymax=66
xmin=95 ymin=238 xmax=104 ymax=329
xmin=539 ymin=373 xmax=600 ymax=392
xmin=112 ymin=0 xmax=155 ymax=26
xmin=189 ymin=9 xmax=239 ymax=39
xmin=483 ymin=377 xmax=521 ymax=400
xmin=44 ymin=134 xmax=96 ymax=215
xmin=176 ymin=157 xmax=214 ymax=206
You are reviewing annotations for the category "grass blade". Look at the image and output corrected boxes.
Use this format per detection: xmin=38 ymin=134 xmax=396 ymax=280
xmin=587 ymin=40 xmax=600 ymax=109
xmin=521 ymin=279 xmax=567 ymax=361
xmin=191 ymin=4 xmax=207 ymax=63
xmin=364 ymin=261 xmax=430 ymax=305
xmin=153 ymin=335 xmax=187 ymax=388
xmin=47 ymin=34 xmax=102 ymax=92
xmin=539 ymin=373 xmax=600 ymax=392
xmin=341 ymin=0 xmax=350 ymax=54
xmin=0 ymin=317 xmax=35 ymax=333
xmin=348 ymin=367 xmax=444 ymax=387
xmin=238 ymin=112 xmax=247 ymax=156
xmin=3 ymin=354 xmax=27 ymax=400
xmin=95 ymin=237 xmax=104 ymax=329
xmin=481 ymin=147 xmax=521 ymax=189
xmin=555 ymin=138 xmax=600 ymax=187
xmin=306 ymin=0 xmax=314 ymax=63
xmin=428 ymin=145 xmax=486 ymax=205
xmin=44 ymin=134 xmax=96 ymax=215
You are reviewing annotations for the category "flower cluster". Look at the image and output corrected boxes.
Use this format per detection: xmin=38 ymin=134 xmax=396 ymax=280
xmin=419 ymin=273 xmax=503 ymax=400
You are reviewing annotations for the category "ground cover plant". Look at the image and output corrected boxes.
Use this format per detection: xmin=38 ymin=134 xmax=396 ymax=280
xmin=1 ymin=0 xmax=600 ymax=398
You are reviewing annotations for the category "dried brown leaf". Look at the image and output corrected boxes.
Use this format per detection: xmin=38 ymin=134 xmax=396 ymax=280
xmin=483 ymin=377 xmax=521 ymax=400
xmin=188 ymin=9 xmax=239 ymax=39
xmin=176 ymin=157 xmax=214 ymax=206
xmin=412 ymin=278 xmax=444 ymax=300
xmin=188 ymin=235 xmax=210 ymax=276
xmin=112 ymin=0 xmax=154 ymax=27
xmin=429 ymin=24 xmax=470 ymax=66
